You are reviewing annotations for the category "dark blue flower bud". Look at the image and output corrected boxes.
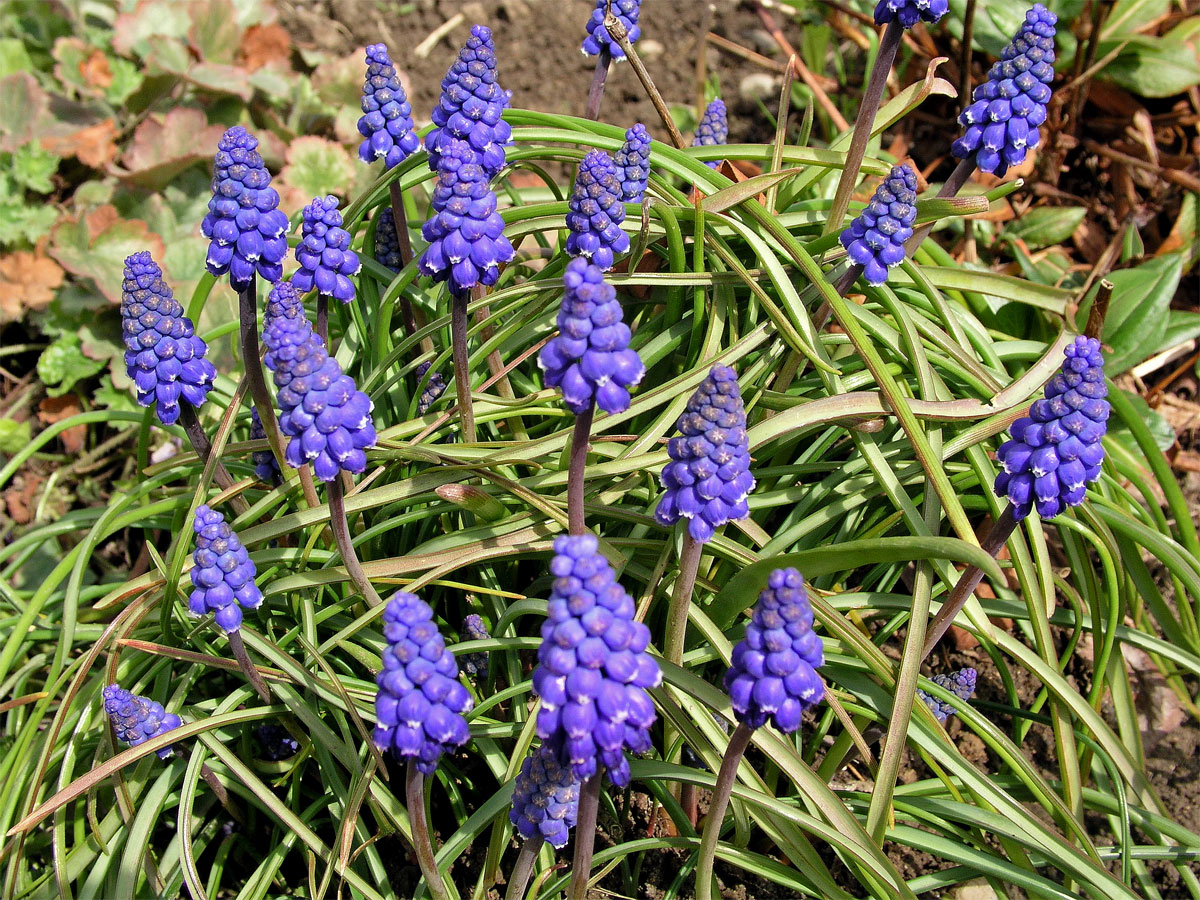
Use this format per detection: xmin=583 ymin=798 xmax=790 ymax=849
xmin=102 ymin=684 xmax=183 ymax=759
xmin=249 ymin=407 xmax=280 ymax=484
xmin=724 ymin=568 xmax=824 ymax=733
xmin=415 ymin=361 xmax=448 ymax=415
xmin=201 ymin=126 xmax=291 ymax=290
xmin=838 ymin=163 xmax=918 ymax=286
xmin=565 ymin=150 xmax=629 ymax=271
xmin=255 ymin=722 xmax=300 ymax=760
xmin=292 ymin=195 xmax=361 ymax=303
xmin=358 ymin=43 xmax=420 ymax=170
xmin=874 ymin=0 xmax=948 ymax=27
xmin=373 ymin=592 xmax=473 ymax=774
xmin=262 ymin=282 xmax=307 ymax=375
xmin=460 ymin=613 xmax=490 ymax=677
xmin=189 ymin=504 xmax=263 ymax=633
xmin=509 ymin=743 xmax=581 ymax=848
xmin=615 ymin=123 xmax=651 ymax=202
xmin=952 ymin=4 xmax=1057 ymax=177
xmin=374 ymin=207 xmax=404 ymax=273
xmin=917 ymin=668 xmax=977 ymax=723
xmin=581 ymin=0 xmax=641 ymax=60
xmin=532 ymin=534 xmax=660 ymax=787
xmin=995 ymin=335 xmax=1108 ymax=520
xmin=121 ymin=251 xmax=217 ymax=426
xmin=656 ymin=365 xmax=755 ymax=543
xmin=692 ymin=99 xmax=727 ymax=169
xmin=426 ymin=25 xmax=512 ymax=178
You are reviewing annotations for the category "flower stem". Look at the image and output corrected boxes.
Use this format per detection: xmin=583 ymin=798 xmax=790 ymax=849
xmin=178 ymin=404 xmax=247 ymax=515
xmin=406 ymin=761 xmax=452 ymax=900
xmin=602 ymin=14 xmax=685 ymax=149
xmin=327 ymin=476 xmax=384 ymax=608
xmin=316 ymin=296 xmax=328 ymax=344
xmin=227 ymin=629 xmax=271 ymax=704
xmin=811 ymin=263 xmax=866 ymax=333
xmin=450 ymin=291 xmax=477 ymax=443
xmin=238 ymin=277 xmax=298 ymax=494
xmin=695 ymin=721 xmax=753 ymax=900
xmin=567 ymin=401 xmax=595 ymax=536
xmin=504 ymin=837 xmax=543 ymax=900
xmin=568 ymin=771 xmax=603 ymax=900
xmin=387 ymin=181 xmax=419 ymax=339
xmin=903 ymin=157 xmax=976 ymax=255
xmin=921 ymin=503 xmax=1019 ymax=658
xmin=824 ymin=21 xmax=903 ymax=236
xmin=585 ymin=46 xmax=612 ymax=121
xmin=664 ymin=533 xmax=704 ymax=668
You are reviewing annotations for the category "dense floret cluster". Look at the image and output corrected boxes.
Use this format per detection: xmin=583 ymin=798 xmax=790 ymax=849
xmin=917 ymin=668 xmax=977 ymax=723
xmin=188 ymin=504 xmax=263 ymax=633
xmin=415 ymin=361 xmax=448 ymax=415
xmin=838 ymin=163 xmax=918 ymax=286
xmin=374 ymin=207 xmax=404 ymax=273
xmin=615 ymin=123 xmax=651 ymax=202
xmin=692 ymin=98 xmax=728 ymax=168
xmin=460 ymin=613 xmax=490 ymax=677
xmin=426 ymin=25 xmax=512 ymax=177
xmin=581 ymin=0 xmax=641 ymax=60
xmin=357 ymin=43 xmax=421 ymax=169
xmin=255 ymin=723 xmax=300 ymax=761
xmin=292 ymin=195 xmax=361 ymax=303
xmin=249 ymin=407 xmax=280 ymax=484
xmin=565 ymin=150 xmax=630 ymax=271
xmin=102 ymin=685 xmax=183 ymax=759
xmin=874 ymin=0 xmax=948 ymax=27
xmin=510 ymin=744 xmax=581 ymax=848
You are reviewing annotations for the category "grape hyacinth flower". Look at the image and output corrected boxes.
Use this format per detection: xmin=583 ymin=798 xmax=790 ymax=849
xmin=952 ymin=4 xmax=1057 ymax=177
xmin=692 ymin=98 xmax=728 ymax=169
xmin=460 ymin=613 xmax=490 ymax=677
xmin=581 ymin=0 xmax=641 ymax=60
xmin=539 ymin=258 xmax=644 ymax=415
xmin=375 ymin=207 xmax=404 ymax=273
xmin=565 ymin=150 xmax=630 ymax=272
xmin=419 ymin=138 xmax=515 ymax=296
xmin=839 ymin=163 xmax=918 ymax=286
xmin=656 ymin=365 xmax=755 ymax=543
xmin=262 ymin=281 xmax=305 ymax=373
xmin=358 ymin=43 xmax=421 ymax=169
xmin=102 ymin=685 xmax=183 ymax=759
xmin=255 ymin=722 xmax=300 ymax=761
xmin=995 ymin=335 xmax=1108 ymax=520
xmin=533 ymin=534 xmax=660 ymax=787
xmin=373 ymin=592 xmax=473 ymax=774
xmin=426 ymin=25 xmax=512 ymax=178
xmin=615 ymin=123 xmax=651 ymax=203
xmin=917 ymin=668 xmax=977 ymax=723
xmin=510 ymin=743 xmax=581 ymax=848
xmin=415 ymin=361 xmax=448 ymax=415
xmin=250 ymin=407 xmax=280 ymax=484
xmin=292 ymin=195 xmax=361 ymax=303
xmin=201 ymin=126 xmax=290 ymax=291
xmin=724 ymin=568 xmax=825 ymax=732
xmin=874 ymin=0 xmax=948 ymax=27
xmin=189 ymin=505 xmax=263 ymax=633
xmin=120 ymin=251 xmax=216 ymax=425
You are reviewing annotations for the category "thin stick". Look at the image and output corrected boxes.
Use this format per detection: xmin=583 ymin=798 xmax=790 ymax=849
xmin=568 ymin=772 xmax=603 ymax=900
xmin=450 ymin=291 xmax=477 ymax=443
xmin=695 ymin=722 xmax=754 ymax=900
xmin=567 ymin=402 xmax=595 ymax=536
xmin=227 ymin=630 xmax=271 ymax=704
xmin=178 ymin=404 xmax=246 ymax=513
xmin=825 ymin=21 xmax=904 ymax=235
xmin=603 ymin=14 xmax=685 ymax=148
xmin=754 ymin=2 xmax=849 ymax=131
xmin=406 ymin=761 xmax=451 ymax=900
xmin=504 ymin=837 xmax=543 ymax=900
xmin=1084 ymin=279 xmax=1114 ymax=342
xmin=663 ymin=533 xmax=704 ymax=668
xmin=327 ymin=476 xmax=384 ymax=608
xmin=585 ymin=46 xmax=612 ymax=121
xmin=903 ymin=157 xmax=976 ymax=255
xmin=387 ymin=181 xmax=419 ymax=339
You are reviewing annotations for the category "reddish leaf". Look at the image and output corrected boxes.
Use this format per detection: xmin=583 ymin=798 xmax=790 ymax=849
xmin=239 ymin=23 xmax=291 ymax=72
xmin=0 ymin=241 xmax=64 ymax=323
xmin=40 ymin=117 xmax=119 ymax=169
xmin=80 ymin=49 xmax=113 ymax=90
xmin=0 ymin=72 xmax=50 ymax=152
xmin=115 ymin=108 xmax=226 ymax=188
xmin=50 ymin=204 xmax=165 ymax=305
xmin=37 ymin=395 xmax=86 ymax=454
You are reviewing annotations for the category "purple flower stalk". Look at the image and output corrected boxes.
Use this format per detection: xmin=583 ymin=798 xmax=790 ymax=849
xmin=250 ymin=407 xmax=280 ymax=484
xmin=839 ymin=163 xmax=918 ymax=286
xmin=373 ymin=592 xmax=473 ymax=774
xmin=460 ymin=613 xmax=490 ymax=677
xmin=655 ymin=365 xmax=755 ymax=543
xmin=917 ymin=668 xmax=977 ymax=723
xmin=255 ymin=722 xmax=300 ymax=760
xmin=415 ymin=361 xmax=448 ymax=415
xmin=375 ymin=207 xmax=404 ymax=273
xmin=419 ymin=138 xmax=515 ymax=296
xmin=874 ymin=0 xmax=948 ymax=27
xmin=581 ymin=0 xmax=641 ymax=60
xmin=292 ymin=195 xmax=361 ymax=303
xmin=120 ymin=251 xmax=216 ymax=426
xmin=426 ymin=25 xmax=512 ymax=178
xmin=724 ymin=568 xmax=825 ymax=732
xmin=565 ymin=150 xmax=630 ymax=271
xmin=615 ymin=123 xmax=651 ymax=203
xmin=995 ymin=335 xmax=1108 ymax=520
xmin=538 ymin=258 xmax=644 ymax=415
xmin=102 ymin=684 xmax=183 ymax=759
xmin=201 ymin=126 xmax=290 ymax=291
xmin=692 ymin=99 xmax=728 ymax=169
xmin=189 ymin=504 xmax=263 ymax=633
xmin=532 ymin=534 xmax=660 ymax=787
xmin=358 ymin=43 xmax=421 ymax=169
xmin=952 ymin=4 xmax=1057 ymax=177
xmin=510 ymin=743 xmax=581 ymax=848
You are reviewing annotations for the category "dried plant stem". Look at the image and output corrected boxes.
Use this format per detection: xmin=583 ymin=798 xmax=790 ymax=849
xmin=450 ymin=292 xmax=477 ymax=443
xmin=921 ymin=504 xmax=1019 ymax=658
xmin=504 ymin=837 xmax=543 ymax=900
xmin=327 ymin=476 xmax=384 ymax=608
xmin=227 ymin=630 xmax=271 ymax=704
xmin=904 ymin=157 xmax=976 ymax=255
xmin=387 ymin=181 xmax=419 ymax=339
xmin=406 ymin=761 xmax=451 ymax=900
xmin=603 ymin=14 xmax=685 ymax=148
xmin=695 ymin=722 xmax=754 ymax=900
xmin=567 ymin=402 xmax=595 ymax=536
xmin=568 ymin=772 xmax=603 ymax=900
xmin=178 ymin=404 xmax=246 ymax=514
xmin=1084 ymin=279 xmax=1114 ymax=341
xmin=824 ymin=21 xmax=903 ymax=236
xmin=585 ymin=46 xmax=612 ymax=120
xmin=200 ymin=762 xmax=244 ymax=823
xmin=959 ymin=0 xmax=978 ymax=109
xmin=664 ymin=533 xmax=704 ymax=669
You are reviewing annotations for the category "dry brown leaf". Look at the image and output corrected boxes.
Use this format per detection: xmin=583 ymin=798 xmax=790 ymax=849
xmin=79 ymin=49 xmax=113 ymax=89
xmin=37 ymin=395 xmax=86 ymax=454
xmin=239 ymin=23 xmax=291 ymax=72
xmin=0 ymin=242 xmax=65 ymax=323
xmin=2 ymin=474 xmax=41 ymax=526
xmin=41 ymin=118 xmax=119 ymax=169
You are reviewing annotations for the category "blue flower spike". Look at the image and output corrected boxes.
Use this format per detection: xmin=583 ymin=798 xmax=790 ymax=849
xmin=120 ymin=251 xmax=216 ymax=426
xmin=358 ymin=43 xmax=421 ymax=169
xmin=255 ymin=722 xmax=300 ymax=761
xmin=565 ymin=150 xmax=630 ymax=272
xmin=375 ymin=207 xmax=404 ymax=274
xmin=292 ymin=195 xmax=361 ymax=304
xmin=838 ymin=163 xmax=918 ymax=286
xmin=189 ymin=504 xmax=263 ymax=633
xmin=373 ymin=591 xmax=473 ymax=774
xmin=874 ymin=0 xmax=948 ymax=27
xmin=917 ymin=668 xmax=977 ymax=723
xmin=460 ymin=613 xmax=490 ymax=677
xmin=953 ymin=4 xmax=1057 ymax=177
xmin=581 ymin=0 xmax=641 ymax=60
xmin=102 ymin=685 xmax=183 ymax=759
xmin=656 ymin=365 xmax=755 ymax=543
xmin=724 ymin=568 xmax=825 ymax=733
xmin=995 ymin=335 xmax=1108 ymax=520
xmin=692 ymin=98 xmax=728 ymax=169
xmin=510 ymin=743 xmax=581 ymax=848
xmin=539 ymin=258 xmax=644 ymax=416
xmin=533 ymin=534 xmax=661 ymax=787
xmin=201 ymin=126 xmax=290 ymax=290
xmin=427 ymin=25 xmax=512 ymax=178
xmin=615 ymin=123 xmax=651 ymax=203
xmin=249 ymin=407 xmax=280 ymax=484
xmin=415 ymin=361 xmax=448 ymax=415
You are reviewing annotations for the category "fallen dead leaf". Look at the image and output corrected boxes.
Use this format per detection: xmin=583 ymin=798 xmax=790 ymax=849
xmin=2 ymin=474 xmax=41 ymax=526
xmin=0 ymin=241 xmax=65 ymax=323
xmin=239 ymin=23 xmax=291 ymax=72
xmin=37 ymin=395 xmax=86 ymax=454
xmin=79 ymin=49 xmax=113 ymax=89
xmin=41 ymin=117 xmax=119 ymax=169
